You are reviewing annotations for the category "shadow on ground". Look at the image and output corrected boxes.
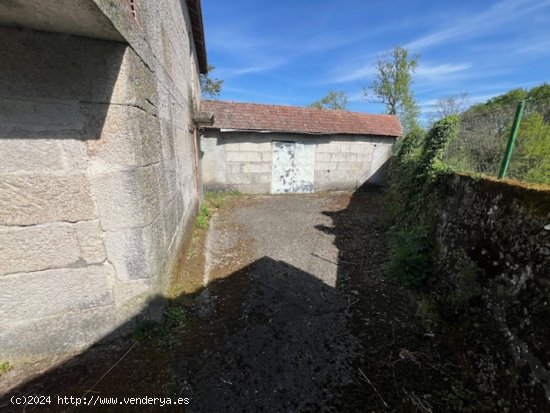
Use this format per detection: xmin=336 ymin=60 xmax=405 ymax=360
xmin=1 ymin=256 xmax=359 ymax=412
xmin=0 ymin=191 xmax=368 ymax=412
xmin=0 ymin=190 xmax=484 ymax=412
xmin=1 ymin=190 xmax=546 ymax=412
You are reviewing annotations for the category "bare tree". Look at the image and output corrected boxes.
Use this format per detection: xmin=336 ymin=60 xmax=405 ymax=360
xmin=430 ymin=92 xmax=470 ymax=122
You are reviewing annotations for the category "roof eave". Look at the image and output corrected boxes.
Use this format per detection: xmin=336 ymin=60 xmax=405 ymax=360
xmin=187 ymin=0 xmax=208 ymax=74
xmin=203 ymin=127 xmax=399 ymax=138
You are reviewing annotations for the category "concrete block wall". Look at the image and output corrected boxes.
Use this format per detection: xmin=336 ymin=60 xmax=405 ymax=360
xmin=200 ymin=132 xmax=395 ymax=193
xmin=0 ymin=0 xmax=202 ymax=358
xmin=314 ymin=136 xmax=393 ymax=191
xmin=201 ymin=132 xmax=273 ymax=193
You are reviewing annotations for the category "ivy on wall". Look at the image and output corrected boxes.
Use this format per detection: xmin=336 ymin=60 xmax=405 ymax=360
xmin=385 ymin=116 xmax=460 ymax=286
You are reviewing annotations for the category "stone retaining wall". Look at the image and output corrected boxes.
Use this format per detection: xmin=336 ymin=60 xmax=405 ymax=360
xmin=435 ymin=174 xmax=550 ymax=398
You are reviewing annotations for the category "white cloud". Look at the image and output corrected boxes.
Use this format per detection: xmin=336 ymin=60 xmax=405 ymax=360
xmin=208 ymin=23 xmax=391 ymax=81
xmin=326 ymin=61 xmax=470 ymax=86
xmin=348 ymin=91 xmax=365 ymax=103
xmin=223 ymin=59 xmax=288 ymax=77
xmin=406 ymin=0 xmax=550 ymax=51
xmin=514 ymin=38 xmax=550 ymax=55
xmin=328 ymin=65 xmax=377 ymax=84
xmin=416 ymin=63 xmax=471 ymax=77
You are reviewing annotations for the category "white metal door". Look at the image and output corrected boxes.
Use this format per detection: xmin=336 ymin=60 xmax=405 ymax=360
xmin=271 ymin=141 xmax=315 ymax=193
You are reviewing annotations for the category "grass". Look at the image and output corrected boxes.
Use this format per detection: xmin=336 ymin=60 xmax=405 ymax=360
xmin=131 ymin=320 xmax=159 ymax=342
xmin=203 ymin=190 xmax=243 ymax=209
xmin=195 ymin=204 xmax=211 ymax=229
xmin=131 ymin=302 xmax=188 ymax=347
xmin=0 ymin=361 xmax=12 ymax=376
xmin=195 ymin=190 xmax=243 ymax=230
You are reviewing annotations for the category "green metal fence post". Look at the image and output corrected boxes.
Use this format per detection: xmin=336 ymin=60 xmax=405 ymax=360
xmin=498 ymin=100 xmax=526 ymax=179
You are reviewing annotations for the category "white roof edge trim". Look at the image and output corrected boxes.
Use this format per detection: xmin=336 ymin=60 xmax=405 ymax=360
xmin=217 ymin=128 xmax=397 ymax=137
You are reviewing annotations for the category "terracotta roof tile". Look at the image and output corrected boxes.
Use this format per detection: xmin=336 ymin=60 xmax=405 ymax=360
xmin=201 ymin=100 xmax=403 ymax=137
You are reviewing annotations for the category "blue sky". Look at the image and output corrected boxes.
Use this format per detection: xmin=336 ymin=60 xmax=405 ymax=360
xmin=201 ymin=0 xmax=550 ymax=117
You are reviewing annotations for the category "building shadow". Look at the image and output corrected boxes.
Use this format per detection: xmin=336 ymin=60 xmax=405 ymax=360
xmin=359 ymin=157 xmax=392 ymax=190
xmin=0 ymin=25 xmax=126 ymax=141
xmin=0 ymin=255 xmax=362 ymax=412
xmin=0 ymin=186 xmax=400 ymax=412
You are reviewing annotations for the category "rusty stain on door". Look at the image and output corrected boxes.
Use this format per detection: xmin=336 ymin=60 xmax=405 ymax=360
xmin=271 ymin=141 xmax=315 ymax=193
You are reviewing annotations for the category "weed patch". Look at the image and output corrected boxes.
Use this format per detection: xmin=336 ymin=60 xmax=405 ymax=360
xmin=132 ymin=320 xmax=160 ymax=342
xmin=195 ymin=191 xmax=243 ymax=230
xmin=131 ymin=303 xmax=188 ymax=347
xmin=204 ymin=190 xmax=243 ymax=209
xmin=0 ymin=361 xmax=12 ymax=376
xmin=385 ymin=228 xmax=430 ymax=287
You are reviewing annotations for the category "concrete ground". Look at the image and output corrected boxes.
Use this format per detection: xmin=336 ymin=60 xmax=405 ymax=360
xmin=3 ymin=191 xmax=546 ymax=412
xmin=178 ymin=193 xmax=363 ymax=412
xmin=2 ymin=191 xmax=487 ymax=412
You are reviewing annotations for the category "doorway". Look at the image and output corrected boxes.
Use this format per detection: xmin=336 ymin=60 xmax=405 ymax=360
xmin=271 ymin=141 xmax=315 ymax=193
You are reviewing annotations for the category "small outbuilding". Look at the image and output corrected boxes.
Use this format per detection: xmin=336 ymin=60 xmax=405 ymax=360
xmin=199 ymin=100 xmax=402 ymax=194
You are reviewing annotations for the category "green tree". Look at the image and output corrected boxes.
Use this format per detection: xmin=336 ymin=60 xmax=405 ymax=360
xmin=527 ymin=83 xmax=550 ymax=122
xmin=365 ymin=46 xmax=420 ymax=133
xmin=200 ymin=65 xmax=224 ymax=99
xmin=527 ymin=83 xmax=550 ymax=101
xmin=443 ymin=83 xmax=550 ymax=184
xmin=309 ymin=90 xmax=349 ymax=110
xmin=509 ymin=112 xmax=550 ymax=184
xmin=484 ymin=88 xmax=527 ymax=107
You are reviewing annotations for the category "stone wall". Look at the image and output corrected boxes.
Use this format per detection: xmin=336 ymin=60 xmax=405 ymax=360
xmin=200 ymin=131 xmax=395 ymax=193
xmin=435 ymin=174 xmax=550 ymax=397
xmin=0 ymin=0 xmax=202 ymax=358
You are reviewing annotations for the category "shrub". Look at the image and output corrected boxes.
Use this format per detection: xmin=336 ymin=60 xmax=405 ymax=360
xmin=385 ymin=229 xmax=431 ymax=287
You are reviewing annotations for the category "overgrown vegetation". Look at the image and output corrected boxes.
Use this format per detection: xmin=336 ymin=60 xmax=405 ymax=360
xmin=443 ymin=83 xmax=550 ymax=185
xmin=385 ymin=229 xmax=430 ymax=287
xmin=385 ymin=116 xmax=460 ymax=286
xmin=203 ymin=190 xmax=243 ymax=209
xmin=131 ymin=301 xmax=188 ymax=348
xmin=385 ymin=113 xmax=550 ymax=410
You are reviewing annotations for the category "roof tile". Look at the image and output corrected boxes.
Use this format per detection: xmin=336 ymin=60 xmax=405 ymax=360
xmin=201 ymin=100 xmax=402 ymax=137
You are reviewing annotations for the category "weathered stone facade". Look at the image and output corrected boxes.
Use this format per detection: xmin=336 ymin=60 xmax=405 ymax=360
xmin=201 ymin=131 xmax=395 ymax=193
xmin=0 ymin=0 xmax=205 ymax=358
xmin=435 ymin=174 xmax=550 ymax=398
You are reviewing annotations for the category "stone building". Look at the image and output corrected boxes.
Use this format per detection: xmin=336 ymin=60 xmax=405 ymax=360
xmin=200 ymin=100 xmax=402 ymax=193
xmin=0 ymin=0 xmax=207 ymax=358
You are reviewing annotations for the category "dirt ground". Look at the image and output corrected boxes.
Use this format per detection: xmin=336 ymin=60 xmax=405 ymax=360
xmin=0 ymin=191 xmax=546 ymax=412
